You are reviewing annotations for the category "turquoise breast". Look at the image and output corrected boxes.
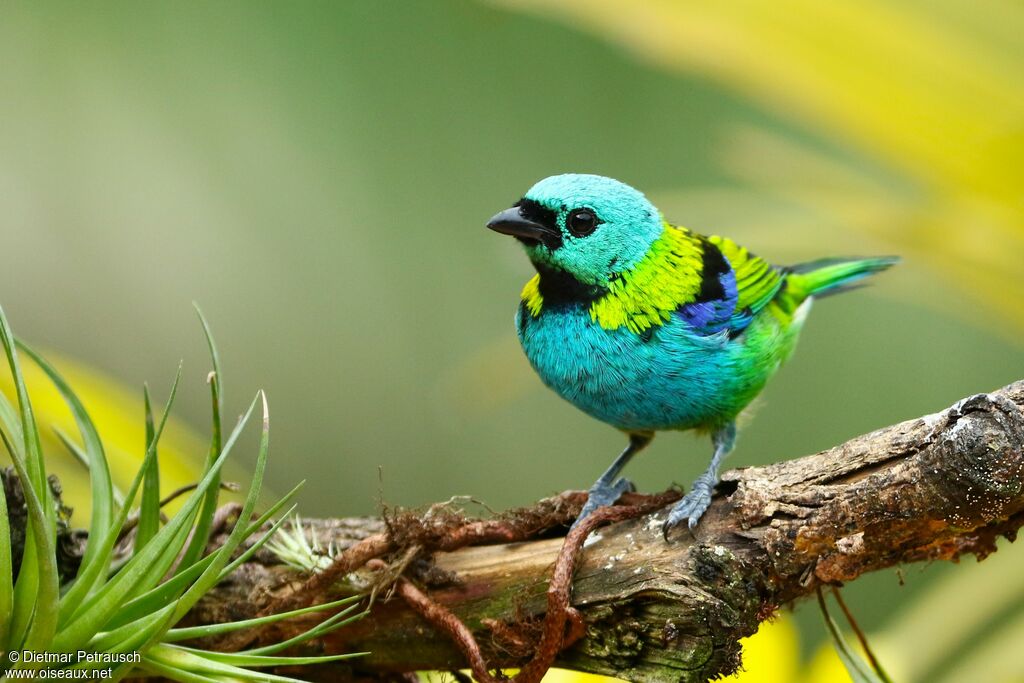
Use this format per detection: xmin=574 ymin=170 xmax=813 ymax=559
xmin=516 ymin=302 xmax=751 ymax=432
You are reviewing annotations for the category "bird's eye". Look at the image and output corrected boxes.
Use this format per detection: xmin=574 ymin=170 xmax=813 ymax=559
xmin=566 ymin=209 xmax=599 ymax=237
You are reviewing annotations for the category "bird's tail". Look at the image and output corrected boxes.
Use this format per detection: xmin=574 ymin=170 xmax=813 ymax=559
xmin=785 ymin=256 xmax=899 ymax=300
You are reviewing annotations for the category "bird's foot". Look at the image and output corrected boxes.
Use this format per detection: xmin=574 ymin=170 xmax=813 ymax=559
xmin=661 ymin=476 xmax=715 ymax=541
xmin=572 ymin=477 xmax=635 ymax=530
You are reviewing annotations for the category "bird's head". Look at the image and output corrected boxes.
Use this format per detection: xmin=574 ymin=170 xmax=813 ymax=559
xmin=487 ymin=174 xmax=663 ymax=286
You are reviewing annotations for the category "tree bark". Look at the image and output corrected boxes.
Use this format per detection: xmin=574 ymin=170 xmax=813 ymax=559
xmin=8 ymin=382 xmax=1024 ymax=682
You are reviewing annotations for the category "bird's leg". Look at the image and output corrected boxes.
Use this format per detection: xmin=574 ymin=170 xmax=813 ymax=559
xmin=663 ymin=422 xmax=737 ymax=539
xmin=572 ymin=432 xmax=652 ymax=529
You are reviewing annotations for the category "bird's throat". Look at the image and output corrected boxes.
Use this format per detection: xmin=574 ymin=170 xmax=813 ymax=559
xmin=535 ymin=264 xmax=606 ymax=306
xmin=520 ymin=264 xmax=606 ymax=316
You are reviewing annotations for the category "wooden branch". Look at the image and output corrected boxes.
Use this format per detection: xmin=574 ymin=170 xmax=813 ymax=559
xmin=9 ymin=382 xmax=1023 ymax=682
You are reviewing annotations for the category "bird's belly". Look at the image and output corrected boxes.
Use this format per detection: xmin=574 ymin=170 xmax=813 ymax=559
xmin=517 ymin=305 xmax=745 ymax=432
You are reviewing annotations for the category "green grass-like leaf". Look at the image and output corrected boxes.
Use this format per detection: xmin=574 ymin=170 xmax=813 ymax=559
xmin=163 ymin=595 xmax=360 ymax=642
xmin=0 ymin=433 xmax=12 ymax=652
xmin=55 ymin=393 xmax=256 ymax=652
xmin=0 ymin=305 xmax=367 ymax=680
xmin=818 ymin=588 xmax=893 ymax=683
xmin=52 ymin=428 xmax=126 ymax=507
xmin=145 ymin=643 xmax=359 ymax=683
xmin=243 ymin=601 xmax=366 ymax=656
xmin=17 ymin=340 xmax=116 ymax=583
xmin=133 ymin=391 xmax=272 ymax=657
xmin=0 ymin=425 xmax=58 ymax=668
xmin=109 ymin=486 xmax=303 ymax=632
xmin=60 ymin=364 xmax=182 ymax=627
xmin=0 ymin=306 xmax=59 ymax=666
xmin=136 ymin=384 xmax=161 ymax=552
xmin=176 ymin=305 xmax=224 ymax=574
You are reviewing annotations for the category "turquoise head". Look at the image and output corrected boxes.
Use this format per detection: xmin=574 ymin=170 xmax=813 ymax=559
xmin=486 ymin=174 xmax=664 ymax=286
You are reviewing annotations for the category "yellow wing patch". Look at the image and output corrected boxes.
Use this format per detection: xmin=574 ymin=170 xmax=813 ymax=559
xmin=589 ymin=224 xmax=704 ymax=333
xmin=708 ymin=234 xmax=782 ymax=316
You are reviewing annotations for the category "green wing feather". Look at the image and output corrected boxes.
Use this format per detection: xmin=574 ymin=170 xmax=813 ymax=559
xmin=711 ymin=236 xmax=898 ymax=327
xmin=707 ymin=234 xmax=784 ymax=318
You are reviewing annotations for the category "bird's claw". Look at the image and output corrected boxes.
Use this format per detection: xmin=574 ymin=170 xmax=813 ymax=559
xmin=661 ymin=486 xmax=712 ymax=542
xmin=572 ymin=477 xmax=635 ymax=529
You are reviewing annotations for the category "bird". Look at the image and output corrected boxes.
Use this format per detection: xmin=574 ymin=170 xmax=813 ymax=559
xmin=486 ymin=173 xmax=897 ymax=538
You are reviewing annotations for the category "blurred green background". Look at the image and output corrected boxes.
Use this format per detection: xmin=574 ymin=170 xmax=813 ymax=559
xmin=1 ymin=1 xmax=1022 ymax=681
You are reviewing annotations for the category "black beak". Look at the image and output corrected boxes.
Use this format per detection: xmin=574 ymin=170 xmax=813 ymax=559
xmin=486 ymin=207 xmax=553 ymax=245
